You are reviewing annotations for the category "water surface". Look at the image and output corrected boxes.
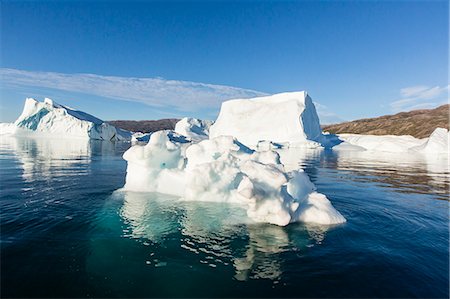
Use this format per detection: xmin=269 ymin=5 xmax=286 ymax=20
xmin=1 ymin=137 xmax=448 ymax=298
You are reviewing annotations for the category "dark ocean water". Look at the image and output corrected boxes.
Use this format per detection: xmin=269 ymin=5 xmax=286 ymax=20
xmin=1 ymin=136 xmax=448 ymax=298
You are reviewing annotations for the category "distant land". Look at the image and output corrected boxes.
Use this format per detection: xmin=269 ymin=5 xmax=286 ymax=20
xmin=107 ymin=119 xmax=179 ymax=133
xmin=108 ymin=104 xmax=449 ymax=138
xmin=323 ymin=104 xmax=449 ymax=139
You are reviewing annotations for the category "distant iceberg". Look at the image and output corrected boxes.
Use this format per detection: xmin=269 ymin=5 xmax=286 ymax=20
xmin=409 ymin=128 xmax=449 ymax=154
xmin=334 ymin=128 xmax=449 ymax=154
xmin=335 ymin=133 xmax=424 ymax=153
xmin=1 ymin=98 xmax=131 ymax=141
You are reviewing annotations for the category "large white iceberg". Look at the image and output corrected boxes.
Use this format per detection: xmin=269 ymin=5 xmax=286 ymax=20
xmin=121 ymin=91 xmax=348 ymax=227
xmin=3 ymin=98 xmax=131 ymax=141
xmin=122 ymin=131 xmax=346 ymax=226
xmin=209 ymin=91 xmax=324 ymax=148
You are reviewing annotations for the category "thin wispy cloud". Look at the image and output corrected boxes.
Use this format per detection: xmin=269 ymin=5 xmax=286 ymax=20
xmin=0 ymin=68 xmax=267 ymax=111
xmin=1 ymin=68 xmax=343 ymax=123
xmin=314 ymin=102 xmax=346 ymax=124
xmin=390 ymin=84 xmax=449 ymax=112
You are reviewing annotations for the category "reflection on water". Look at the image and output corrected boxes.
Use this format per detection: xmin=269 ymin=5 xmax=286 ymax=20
xmin=87 ymin=189 xmax=334 ymax=284
xmin=278 ymin=148 xmax=449 ymax=200
xmin=88 ymin=144 xmax=449 ymax=286
xmin=233 ymin=224 xmax=289 ymax=281
xmin=0 ymin=136 xmax=119 ymax=182
xmin=333 ymin=150 xmax=449 ymax=199
xmin=110 ymin=190 xmax=336 ymax=282
xmin=120 ymin=191 xmax=180 ymax=242
xmin=1 ymin=136 xmax=448 ymax=298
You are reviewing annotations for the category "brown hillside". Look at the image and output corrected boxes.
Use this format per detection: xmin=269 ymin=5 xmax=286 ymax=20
xmin=322 ymin=104 xmax=449 ymax=138
xmin=108 ymin=119 xmax=179 ymax=133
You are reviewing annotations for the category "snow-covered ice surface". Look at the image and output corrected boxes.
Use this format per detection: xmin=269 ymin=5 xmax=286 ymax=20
xmin=174 ymin=117 xmax=213 ymax=141
xmin=209 ymin=91 xmax=324 ymax=148
xmin=334 ymin=128 xmax=449 ymax=155
xmin=131 ymin=132 xmax=151 ymax=143
xmin=129 ymin=118 xmax=213 ymax=144
xmin=331 ymin=141 xmax=366 ymax=152
xmin=409 ymin=128 xmax=449 ymax=154
xmin=336 ymin=133 xmax=424 ymax=153
xmin=3 ymin=98 xmax=131 ymax=141
xmin=122 ymin=131 xmax=346 ymax=226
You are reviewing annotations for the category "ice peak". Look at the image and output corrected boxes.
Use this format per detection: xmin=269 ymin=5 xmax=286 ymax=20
xmin=44 ymin=98 xmax=62 ymax=108
xmin=25 ymin=97 xmax=38 ymax=104
xmin=44 ymin=98 xmax=54 ymax=106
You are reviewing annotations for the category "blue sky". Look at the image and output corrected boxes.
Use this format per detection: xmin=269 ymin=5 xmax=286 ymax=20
xmin=1 ymin=0 xmax=448 ymax=123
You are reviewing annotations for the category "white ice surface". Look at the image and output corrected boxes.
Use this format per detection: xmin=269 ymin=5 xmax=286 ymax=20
xmin=409 ymin=128 xmax=449 ymax=154
xmin=5 ymin=98 xmax=131 ymax=141
xmin=336 ymin=133 xmax=425 ymax=153
xmin=331 ymin=142 xmax=366 ymax=152
xmin=335 ymin=129 xmax=449 ymax=154
xmin=122 ymin=131 xmax=346 ymax=226
xmin=174 ymin=117 xmax=213 ymax=141
xmin=209 ymin=91 xmax=324 ymax=148
xmin=131 ymin=132 xmax=151 ymax=142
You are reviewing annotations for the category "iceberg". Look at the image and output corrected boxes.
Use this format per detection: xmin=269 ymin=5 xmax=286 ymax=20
xmin=121 ymin=91 xmax=352 ymax=227
xmin=331 ymin=141 xmax=366 ymax=152
xmin=122 ymin=131 xmax=346 ymax=226
xmin=174 ymin=117 xmax=213 ymax=141
xmin=334 ymin=129 xmax=449 ymax=154
xmin=335 ymin=133 xmax=425 ymax=153
xmin=128 ymin=118 xmax=212 ymax=144
xmin=4 ymin=98 xmax=131 ymax=141
xmin=409 ymin=128 xmax=449 ymax=154
xmin=209 ymin=91 xmax=324 ymax=148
